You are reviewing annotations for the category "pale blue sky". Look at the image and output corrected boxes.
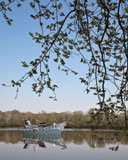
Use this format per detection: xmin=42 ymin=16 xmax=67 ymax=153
xmin=0 ymin=1 xmax=98 ymax=113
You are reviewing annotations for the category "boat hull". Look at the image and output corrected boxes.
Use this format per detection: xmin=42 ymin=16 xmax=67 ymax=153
xmin=23 ymin=121 xmax=66 ymax=135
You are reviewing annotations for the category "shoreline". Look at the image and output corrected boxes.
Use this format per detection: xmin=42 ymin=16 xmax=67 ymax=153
xmin=0 ymin=128 xmax=124 ymax=132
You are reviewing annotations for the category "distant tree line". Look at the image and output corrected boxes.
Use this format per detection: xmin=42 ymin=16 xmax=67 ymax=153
xmin=0 ymin=109 xmax=127 ymax=129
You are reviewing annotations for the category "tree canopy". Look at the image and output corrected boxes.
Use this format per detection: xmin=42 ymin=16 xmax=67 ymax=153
xmin=1 ymin=0 xmax=128 ymax=125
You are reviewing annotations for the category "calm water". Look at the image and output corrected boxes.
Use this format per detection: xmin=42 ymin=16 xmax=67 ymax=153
xmin=0 ymin=130 xmax=128 ymax=160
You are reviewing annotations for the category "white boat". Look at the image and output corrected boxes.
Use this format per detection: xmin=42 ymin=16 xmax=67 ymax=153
xmin=23 ymin=120 xmax=66 ymax=135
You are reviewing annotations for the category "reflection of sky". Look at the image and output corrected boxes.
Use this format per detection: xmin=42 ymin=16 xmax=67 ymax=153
xmin=0 ymin=142 xmax=128 ymax=160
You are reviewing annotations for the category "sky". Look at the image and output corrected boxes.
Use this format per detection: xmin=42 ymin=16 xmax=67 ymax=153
xmin=0 ymin=1 xmax=98 ymax=113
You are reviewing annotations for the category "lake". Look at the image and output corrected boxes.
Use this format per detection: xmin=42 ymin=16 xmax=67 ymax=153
xmin=0 ymin=129 xmax=128 ymax=160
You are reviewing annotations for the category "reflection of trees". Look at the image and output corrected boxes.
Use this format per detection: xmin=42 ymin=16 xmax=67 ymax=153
xmin=0 ymin=131 xmax=22 ymax=144
xmin=0 ymin=130 xmax=128 ymax=148
xmin=62 ymin=131 xmax=86 ymax=145
xmin=62 ymin=131 xmax=128 ymax=148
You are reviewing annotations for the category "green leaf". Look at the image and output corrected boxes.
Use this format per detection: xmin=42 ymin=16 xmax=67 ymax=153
xmin=29 ymin=32 xmax=33 ymax=37
xmin=58 ymin=3 xmax=62 ymax=9
xmin=30 ymin=2 xmax=35 ymax=8
xmin=21 ymin=61 xmax=28 ymax=68
xmin=60 ymin=59 xmax=65 ymax=65
xmin=17 ymin=3 xmax=21 ymax=7
xmin=32 ymin=69 xmax=37 ymax=74
xmin=7 ymin=7 xmax=12 ymax=12
xmin=60 ymin=12 xmax=65 ymax=16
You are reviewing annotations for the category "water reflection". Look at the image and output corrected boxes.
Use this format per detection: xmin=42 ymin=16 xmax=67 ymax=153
xmin=0 ymin=130 xmax=22 ymax=144
xmin=23 ymin=134 xmax=67 ymax=150
xmin=0 ymin=130 xmax=128 ymax=160
xmin=62 ymin=130 xmax=128 ymax=149
xmin=109 ymin=145 xmax=119 ymax=151
xmin=0 ymin=130 xmax=128 ymax=149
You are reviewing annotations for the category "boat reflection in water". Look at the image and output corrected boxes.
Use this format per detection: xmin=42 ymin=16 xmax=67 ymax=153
xmin=23 ymin=133 xmax=67 ymax=150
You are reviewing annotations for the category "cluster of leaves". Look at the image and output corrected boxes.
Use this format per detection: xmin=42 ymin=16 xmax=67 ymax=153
xmin=1 ymin=0 xmax=128 ymax=124
xmin=0 ymin=0 xmax=25 ymax=25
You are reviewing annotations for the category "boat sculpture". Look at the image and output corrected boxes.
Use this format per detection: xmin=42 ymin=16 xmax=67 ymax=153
xmin=23 ymin=120 xmax=66 ymax=135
